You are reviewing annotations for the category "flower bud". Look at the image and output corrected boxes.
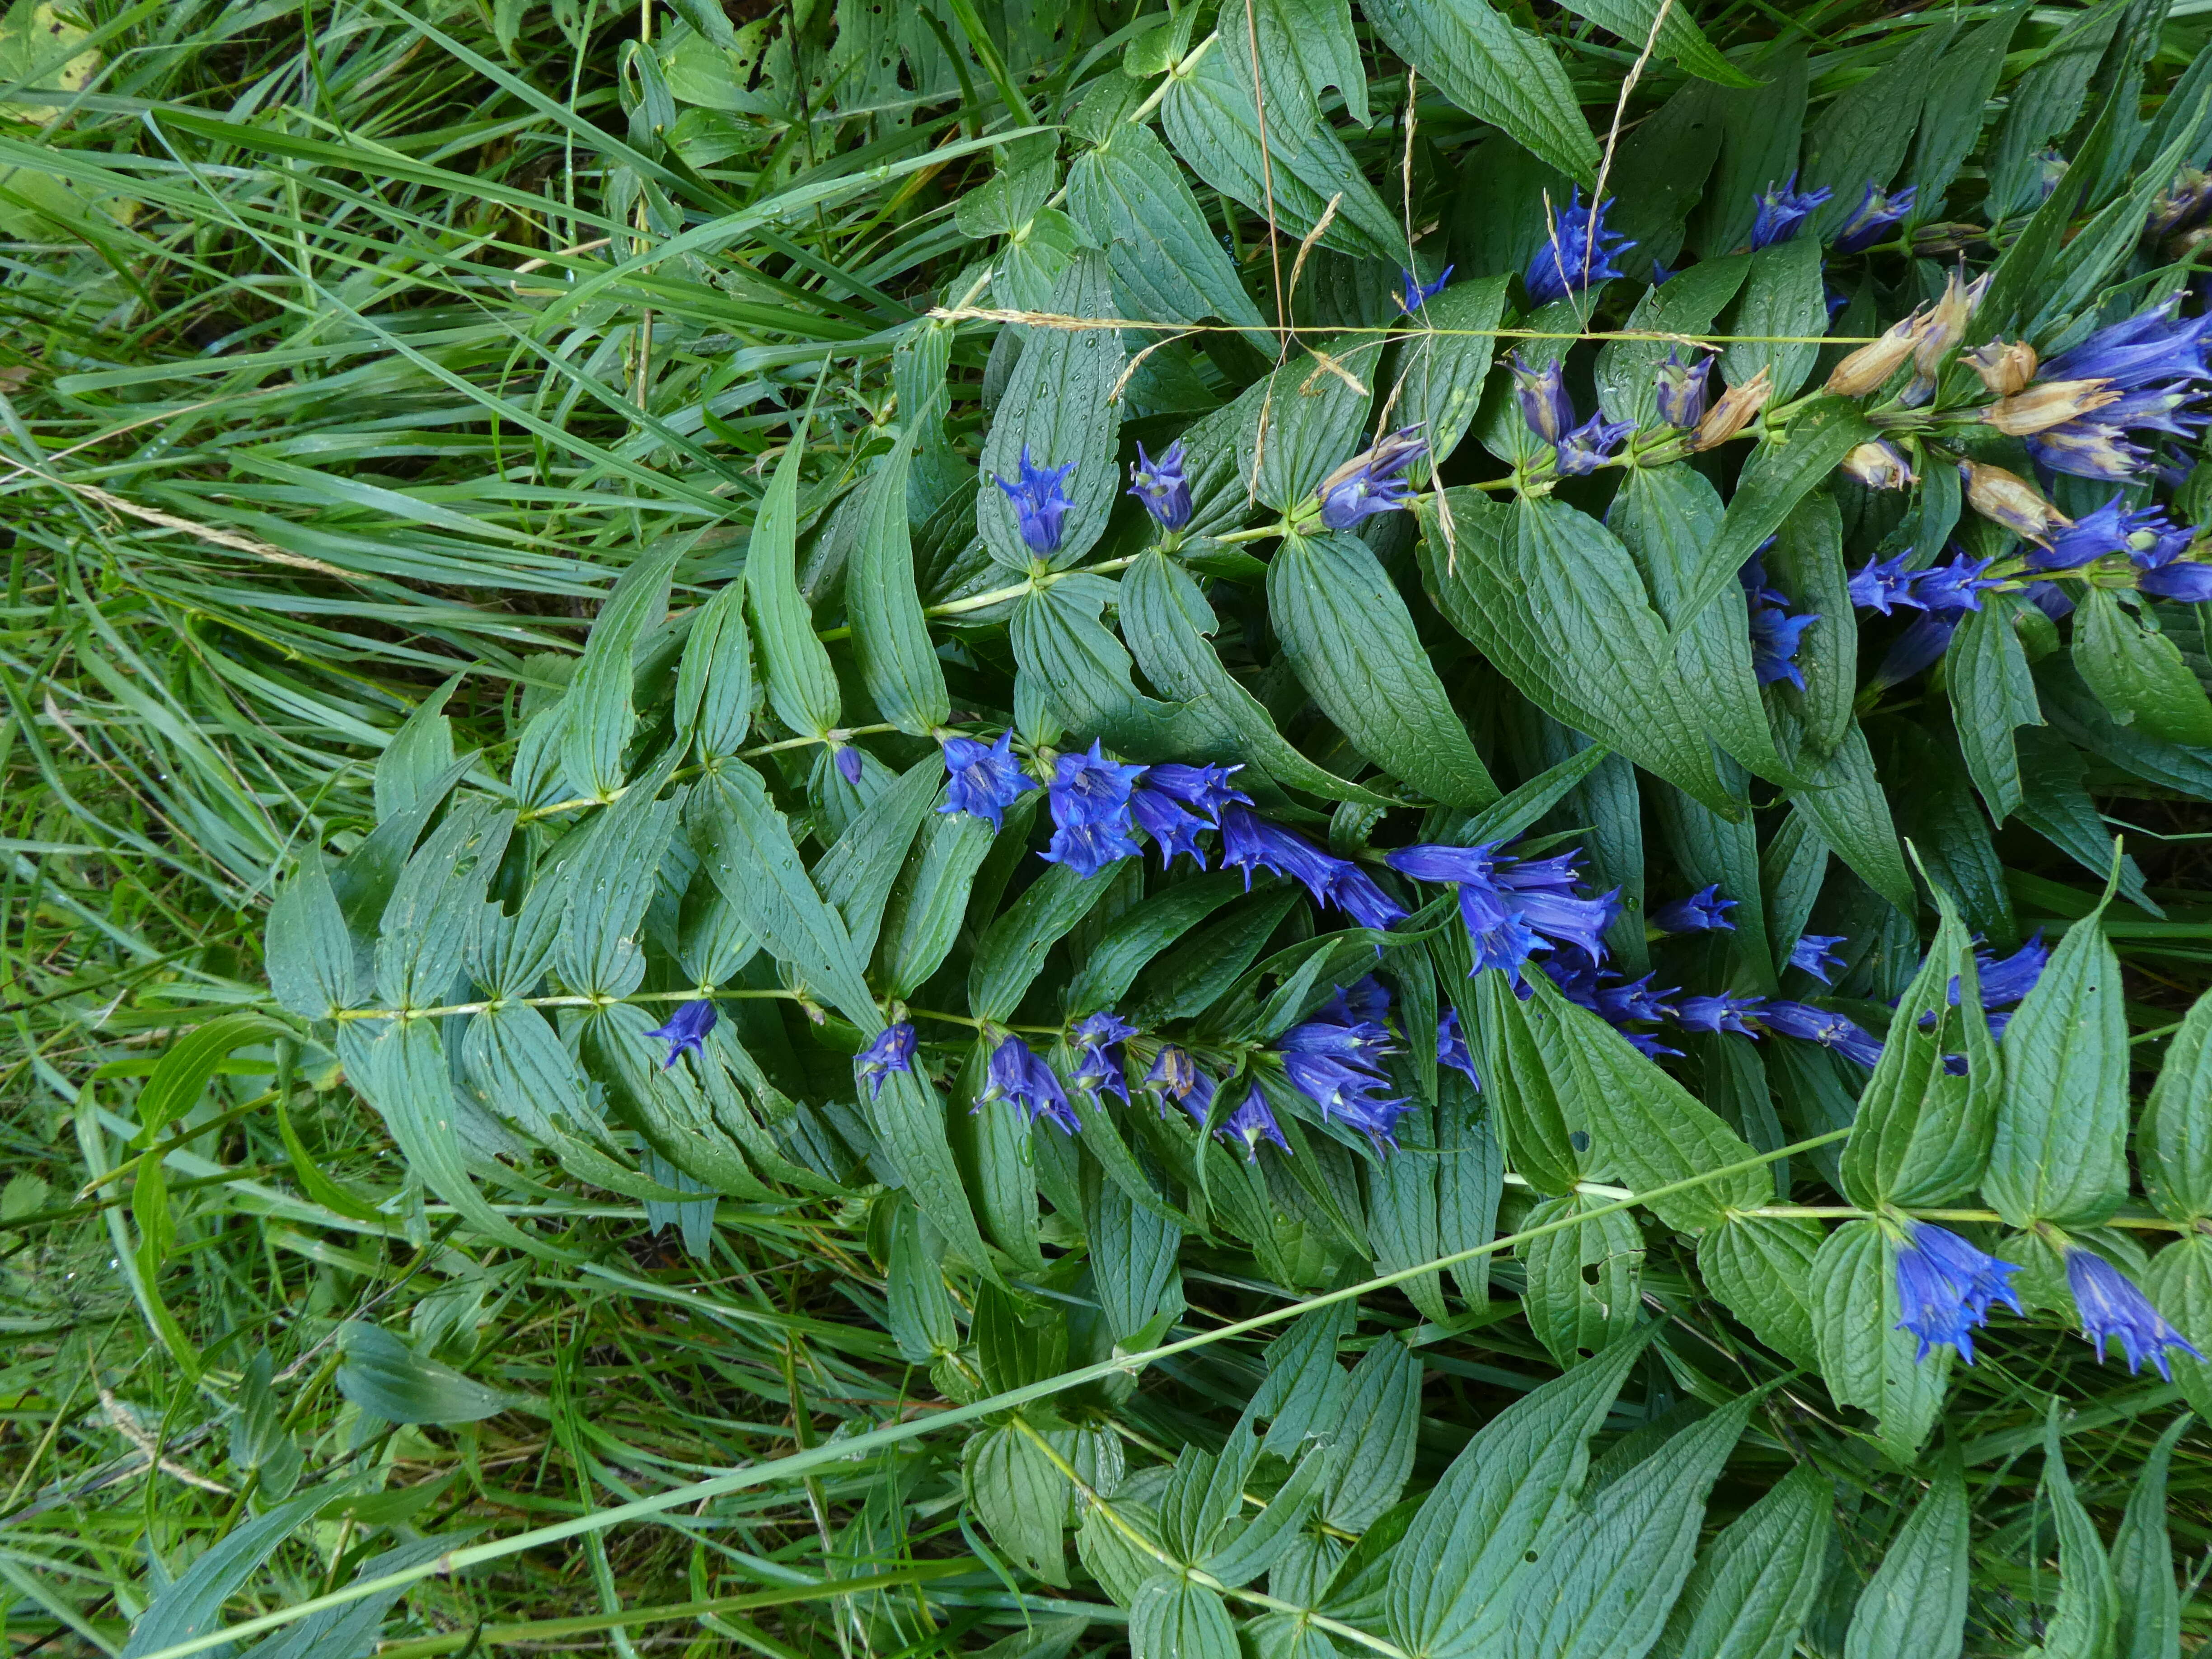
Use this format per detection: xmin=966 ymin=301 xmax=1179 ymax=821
xmin=1825 ymin=310 xmax=1924 ymax=397
xmin=1981 ymin=377 xmax=2121 ymax=436
xmin=1509 ymin=351 xmax=1575 ymax=444
xmin=1654 ymin=350 xmax=1712 ymax=428
xmin=1839 ymin=440 xmax=1915 ymax=490
xmin=2148 ymin=167 xmax=2212 ymax=238
xmin=1901 ymin=269 xmax=1989 ymax=407
xmin=1961 ymin=459 xmax=2072 ymax=548
xmin=1963 ymin=339 xmax=2037 ymax=398
xmin=1690 ymin=367 xmax=1774 ymax=450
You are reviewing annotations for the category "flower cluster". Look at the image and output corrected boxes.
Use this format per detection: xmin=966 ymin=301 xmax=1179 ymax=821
xmin=2023 ymin=302 xmax=2212 ymax=480
xmin=1509 ymin=352 xmax=1632 ymax=473
xmin=993 ymin=445 xmax=1075 ymax=554
xmin=1894 ymin=1222 xmax=2022 ymax=1364
xmin=1749 ymin=173 xmax=1830 ymax=250
xmin=1275 ymin=979 xmax=1409 ymax=1149
xmin=1317 ymin=428 xmax=1427 ymax=529
xmin=1739 ymin=555 xmax=1819 ymax=690
xmin=1221 ymin=806 xmax=1407 ymax=932
xmin=1846 ymin=551 xmax=2003 ymax=616
xmin=1524 ymin=188 xmax=1633 ymax=307
xmin=1384 ymin=837 xmax=1616 ymax=990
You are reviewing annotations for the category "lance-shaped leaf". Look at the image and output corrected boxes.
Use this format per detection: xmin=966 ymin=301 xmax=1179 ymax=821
xmin=1842 ymin=1453 xmax=1968 ymax=1659
xmin=747 ymin=412 xmax=841 ymax=740
xmin=1362 ymin=0 xmax=1598 ymax=182
xmin=1813 ymin=1219 xmax=1950 ymax=1462
xmin=850 ymin=419 xmax=949 ymax=736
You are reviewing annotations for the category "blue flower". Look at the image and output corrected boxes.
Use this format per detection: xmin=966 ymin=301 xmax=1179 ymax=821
xmin=1951 ymin=933 xmax=2047 ymax=1008
xmin=1676 ymin=993 xmax=1768 ymax=1036
xmin=1869 ymin=610 xmax=1964 ymax=691
xmin=1222 ymin=807 xmax=1406 ymax=933
xmin=1051 ymin=740 xmax=1144 ymax=827
xmin=2131 ymin=521 xmax=2212 ymax=600
xmin=2025 ymin=421 xmax=2153 ymax=482
xmin=1831 ymin=182 xmax=1916 ymax=253
xmin=1128 ymin=440 xmax=1193 ymax=531
xmin=1524 ymin=188 xmax=1634 ymax=308
xmin=1140 ymin=762 xmax=1251 ymax=821
xmin=855 ymin=1022 xmax=917 ymax=1099
xmin=1222 ymin=1084 xmax=1289 ymax=1161
xmin=1436 ymin=1008 xmax=1481 ymax=1088
xmin=1650 ymin=884 xmax=1736 ymax=936
xmin=1400 ymin=263 xmax=1453 ymax=314
xmin=1595 ymin=974 xmax=1677 ymax=1023
xmin=982 ymin=1036 xmax=1079 ymax=1133
xmin=1147 ymin=1045 xmax=1217 ymax=1126
xmin=1511 ymin=351 xmax=1575 ymax=444
xmin=993 ymin=445 xmax=1075 ymax=553
xmin=1654 ymin=351 xmax=1712 ymax=429
xmin=1749 ymin=173 xmax=1833 ymax=249
xmin=1040 ymin=818 xmax=1142 ymax=879
xmin=1320 ymin=976 xmax=1391 ymax=1026
xmin=1069 ymin=1011 xmax=1136 ymax=1105
xmin=1329 ymin=865 xmax=1410 ymax=933
xmin=941 ymin=732 xmax=1036 ymax=831
xmin=1651 ymin=259 xmax=1675 ymax=286
xmin=1282 ymin=1051 xmax=1409 ymax=1148
xmin=1278 ymin=1014 xmax=1397 ymax=1061
xmin=645 ymin=999 xmax=717 ymax=1069
xmin=1848 ymin=553 xmax=1921 ymax=614
xmin=1742 ymin=559 xmax=1819 ymax=690
xmin=2066 ymin=1248 xmax=2203 ymax=1379
xmin=1317 ymin=428 xmax=1426 ymax=529
xmin=1129 ymin=786 xmax=1210 ymax=870
xmin=1896 ymin=1222 xmax=2022 ymax=1364
xmin=1789 ymin=933 xmax=1847 ymax=984
xmin=1908 ymin=555 xmax=2001 ymax=614
xmin=2032 ymin=497 xmax=2174 ymax=572
xmin=1386 ymin=839 xmax=1617 ymax=989
xmin=834 ymin=746 xmax=864 ymax=786
xmin=2043 ymin=300 xmax=2212 ymax=391
xmin=1757 ymin=1000 xmax=1884 ymax=1066
xmin=1555 ymin=410 xmax=1634 ymax=477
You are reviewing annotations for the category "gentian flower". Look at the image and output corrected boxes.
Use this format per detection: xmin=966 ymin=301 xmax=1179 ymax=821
xmin=1870 ymin=611 xmax=1965 ymax=690
xmin=1789 ymin=934 xmax=1847 ymax=984
xmin=1400 ymin=264 xmax=1453 ymax=313
xmin=1895 ymin=1223 xmax=2022 ymax=1364
xmin=941 ymin=732 xmax=1036 ymax=831
xmin=1281 ymin=1051 xmax=1409 ymax=1148
xmin=1220 ymin=807 xmax=1399 ymax=931
xmin=1651 ymin=259 xmax=1675 ymax=286
xmin=1651 ymin=884 xmax=1736 ymax=935
xmin=1069 ymin=1011 xmax=1136 ymax=1105
xmin=1437 ymin=1008 xmax=1481 ymax=1087
xmin=1221 ymin=1085 xmax=1290 ymax=1161
xmin=1554 ymin=410 xmax=1634 ymax=476
xmin=1050 ymin=740 xmax=1144 ymax=826
xmin=2147 ymin=167 xmax=2212 ymax=237
xmin=1749 ymin=173 xmax=1833 ymax=249
xmin=1278 ymin=1014 xmax=1397 ymax=1060
xmin=1741 ymin=558 xmax=1818 ymax=689
xmin=1511 ymin=351 xmax=1576 ymax=444
xmin=1128 ymin=762 xmax=1250 ymax=871
xmin=1965 ymin=339 xmax=2039 ymax=398
xmin=1128 ymin=785 xmax=1210 ymax=870
xmin=2042 ymin=300 xmax=2212 ymax=391
xmin=1757 ymin=1000 xmax=1884 ymax=1066
xmin=1848 ymin=553 xmax=1921 ymax=614
xmin=1910 ymin=555 xmax=2002 ymax=614
xmin=2132 ymin=521 xmax=2212 ymax=600
xmin=855 ymin=1022 xmax=917 ymax=1099
xmin=1966 ymin=934 xmax=2048 ymax=1008
xmin=2027 ymin=300 xmax=2212 ymax=479
xmin=982 ymin=1036 xmax=1079 ymax=1133
xmin=1838 ymin=440 xmax=1915 ymax=490
xmin=645 ymin=1000 xmax=717 ymax=1069
xmin=1832 ymin=182 xmax=1916 ymax=253
xmin=1827 ymin=310 xmax=1928 ymax=398
xmin=1328 ymin=865 xmax=1410 ymax=933
xmin=1675 ymin=993 xmax=1767 ymax=1036
xmin=1903 ymin=268 xmax=1986 ymax=405
xmin=1385 ymin=839 xmax=1617 ymax=989
xmin=993 ymin=445 xmax=1075 ymax=553
xmin=834 ymin=746 xmax=865 ymax=786
xmin=1040 ymin=818 xmax=1143 ymax=879
xmin=1140 ymin=763 xmax=1251 ymax=821
xmin=1654 ymin=350 xmax=1713 ymax=429
xmin=1317 ymin=428 xmax=1426 ymax=529
xmin=2066 ymin=1249 xmax=2203 ymax=1379
xmin=1523 ymin=188 xmax=1634 ymax=307
xmin=2032 ymin=496 xmax=2175 ymax=572
xmin=1595 ymin=974 xmax=1678 ymax=1024
xmin=1319 ymin=976 xmax=1391 ymax=1026
xmin=1127 ymin=440 xmax=1193 ymax=531
xmin=1147 ymin=1045 xmax=1217 ymax=1126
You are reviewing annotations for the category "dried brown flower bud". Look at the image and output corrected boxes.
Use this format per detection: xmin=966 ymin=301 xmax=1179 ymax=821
xmin=1963 ymin=339 xmax=2038 ymax=398
xmin=1825 ymin=311 xmax=1925 ymax=398
xmin=1689 ymin=366 xmax=1774 ymax=450
xmin=1839 ymin=440 xmax=1916 ymax=490
xmin=1960 ymin=459 xmax=2072 ymax=548
xmin=1901 ymin=269 xmax=1990 ymax=406
xmin=1982 ymin=378 xmax=2120 ymax=436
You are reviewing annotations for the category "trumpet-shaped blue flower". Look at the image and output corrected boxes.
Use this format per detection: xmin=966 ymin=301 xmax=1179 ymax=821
xmin=1129 ymin=786 xmax=1210 ymax=870
xmin=1069 ymin=1011 xmax=1136 ymax=1105
xmin=1282 ymin=1051 xmax=1409 ymax=1148
xmin=1141 ymin=762 xmax=1251 ymax=822
xmin=1789 ymin=933 xmax=1847 ymax=984
xmin=1869 ymin=610 xmax=1964 ymax=690
xmin=1511 ymin=351 xmax=1575 ymax=444
xmin=1832 ymin=182 xmax=1916 ymax=253
xmin=1948 ymin=933 xmax=2048 ymax=1008
xmin=993 ymin=445 xmax=1075 ymax=553
xmin=1041 ymin=817 xmax=1143 ymax=879
xmin=1320 ymin=976 xmax=1392 ymax=1026
xmin=1328 ymin=864 xmax=1410 ymax=933
xmin=855 ymin=1022 xmax=917 ymax=1099
xmin=1051 ymin=740 xmax=1144 ymax=827
xmin=1757 ymin=1000 xmax=1884 ymax=1066
xmin=1676 ymin=993 xmax=1768 ymax=1036
xmin=646 ymin=999 xmax=717 ymax=1069
xmin=1910 ymin=555 xmax=2002 ymax=614
xmin=2043 ymin=300 xmax=2212 ymax=391
xmin=1317 ymin=428 xmax=1426 ymax=529
xmin=1219 ymin=808 xmax=1402 ymax=931
xmin=1555 ymin=410 xmax=1633 ymax=476
xmin=1147 ymin=1044 xmax=1217 ymax=1126
xmin=1524 ymin=188 xmax=1634 ymax=307
xmin=1741 ymin=555 xmax=1818 ymax=689
xmin=1896 ymin=1222 xmax=2022 ymax=1364
xmin=1400 ymin=264 xmax=1453 ymax=314
xmin=834 ymin=746 xmax=864 ymax=786
xmin=1749 ymin=173 xmax=1833 ymax=249
xmin=1651 ymin=884 xmax=1736 ymax=935
xmin=942 ymin=732 xmax=1036 ymax=830
xmin=1222 ymin=1085 xmax=1290 ymax=1161
xmin=1128 ymin=440 xmax=1193 ymax=531
xmin=2132 ymin=521 xmax=2212 ymax=600
xmin=2031 ymin=497 xmax=2171 ymax=572
xmin=983 ymin=1036 xmax=1078 ymax=1133
xmin=1279 ymin=1014 xmax=1396 ymax=1060
xmin=1655 ymin=351 xmax=1712 ymax=428
xmin=2067 ymin=1248 xmax=2203 ymax=1379
xmin=1386 ymin=839 xmax=1617 ymax=988
xmin=1436 ymin=1008 xmax=1481 ymax=1088
xmin=1848 ymin=552 xmax=1921 ymax=614
xmin=1596 ymin=974 xmax=1678 ymax=1024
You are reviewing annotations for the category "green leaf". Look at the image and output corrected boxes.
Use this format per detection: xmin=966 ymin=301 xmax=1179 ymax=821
xmin=1269 ymin=530 xmax=1498 ymax=808
xmin=1800 ymin=20 xmax=1950 ymax=237
xmin=119 ymin=1489 xmax=329 ymax=1659
xmin=1420 ymin=492 xmax=1737 ymax=815
xmin=1693 ymin=44 xmax=1807 ymax=257
xmin=2036 ymin=1415 xmax=2119 ymax=1659
xmin=746 ymin=410 xmax=841 ymax=739
xmin=965 ymin=1425 xmax=1073 ymax=1586
xmin=1654 ymin=1464 xmax=1831 ymax=1659
xmin=2075 ymin=589 xmax=2212 ymax=749
xmin=1719 ymin=238 xmax=1827 ymax=402
xmin=2140 ymin=984 xmax=2212 ymax=1223
xmin=1129 ymin=1576 xmax=1237 ymax=1659
xmin=1160 ymin=27 xmax=1403 ymax=259
xmin=2111 ymin=1416 xmax=2187 ymax=1659
xmin=1681 ymin=399 xmax=1874 ymax=630
xmin=1204 ymin=1443 xmax=1333 ymax=1588
xmin=232 ymin=1538 xmax=458 ymax=1659
xmin=850 ymin=421 xmax=950 ymax=736
xmin=1127 ymin=887 xmax=1300 ymax=1027
xmin=1985 ymin=886 xmax=2129 ymax=1228
xmin=1082 ymin=1156 xmax=1183 ymax=1343
xmin=1119 ymin=550 xmax=1395 ymax=805
xmin=1696 ymin=1215 xmax=1820 ymax=1366
xmin=887 ymin=1200 xmax=961 ymax=1363
xmin=374 ymin=671 xmax=461 ymax=821
xmin=2143 ymin=1236 xmax=2212 ymax=1424
xmin=1521 ymin=1193 xmax=1645 ymax=1368
xmin=872 ymin=1064 xmax=992 ymax=1273
xmin=1361 ymin=0 xmax=1598 ymax=183
xmin=1065 ymin=871 xmax=1247 ymax=1017
xmin=2013 ymin=727 xmax=2159 ymax=912
xmin=970 ymin=860 xmax=1122 ymax=1022
xmin=876 ymin=806 xmax=1000 ymax=998
xmin=1812 ymin=1220 xmax=1950 ymax=1462
xmin=134 ymin=1012 xmax=291 ymax=1142
xmin=550 ymin=779 xmax=676 ymax=998
xmin=1439 ymin=1087 xmax=1503 ymax=1306
xmin=1524 ymin=975 xmax=1769 ymax=1230
xmin=1385 ymin=1335 xmax=1647 ymax=1659
xmin=579 ymin=1003 xmax=779 ymax=1202
xmin=374 ymin=800 xmax=512 ymax=1009
xmin=1840 ymin=884 xmax=1998 ymax=1208
xmin=1260 ymin=0 xmax=1370 ymax=125
xmin=814 ymin=755 xmax=945 ymax=964
xmin=1254 ymin=341 xmax=1384 ymax=513
xmin=1949 ymin=599 xmax=2043 ymax=824
xmin=1554 ymin=0 xmax=1753 ymax=87
xmin=1010 ymin=573 xmax=1190 ymax=755
xmin=689 ymin=764 xmax=877 ymax=1027
xmin=1498 ymin=1392 xmax=1761 ymax=1659
xmin=1842 ymin=1453 xmax=1968 ymax=1659
xmin=1782 ymin=721 xmax=1917 ymax=917
xmin=1320 ymin=1337 xmax=1420 ymax=1531
xmin=1066 ymin=121 xmax=1270 ymax=345
xmin=1458 ymin=960 xmax=1582 ymax=1194
xmin=565 ymin=539 xmax=685 ymax=797
xmin=673 ymin=577 xmax=759 ymax=759
xmin=1391 ymin=276 xmax=1513 ymax=478
xmin=336 ymin=1321 xmax=534 ymax=1425
xmin=955 ymin=1040 xmax=1045 ymax=1270
xmin=1910 ymin=5 xmax=2026 ymax=210
xmin=267 ymin=852 xmax=361 ymax=1019
xmin=1763 ymin=490 xmax=1856 ymax=764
